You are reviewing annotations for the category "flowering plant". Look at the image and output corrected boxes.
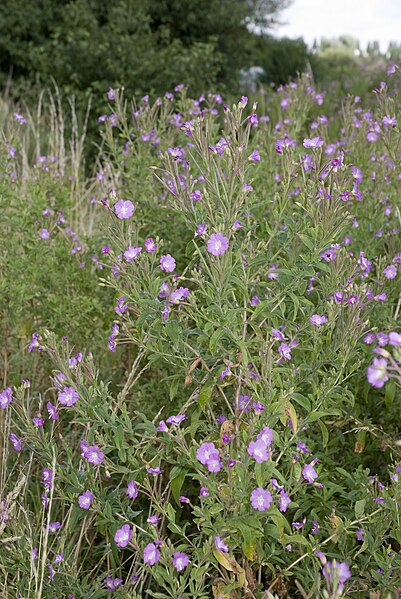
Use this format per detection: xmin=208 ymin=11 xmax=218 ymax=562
xmin=2 ymin=74 xmax=401 ymax=597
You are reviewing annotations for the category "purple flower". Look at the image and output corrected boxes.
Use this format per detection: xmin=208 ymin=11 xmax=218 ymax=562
xmin=144 ymin=542 xmax=161 ymax=566
xmin=356 ymin=527 xmax=364 ymax=541
xmin=232 ymin=219 xmax=243 ymax=231
xmin=200 ymin=487 xmax=209 ymax=497
xmin=0 ymin=387 xmax=13 ymax=409
xmin=41 ymin=492 xmax=49 ymax=509
xmin=367 ymin=357 xmax=388 ymax=388
xmin=159 ymin=282 xmax=170 ymax=299
xmin=384 ymin=264 xmax=397 ymax=279
xmin=250 ymin=295 xmax=259 ymax=306
xmin=147 ymin=466 xmax=162 ymax=475
xmin=144 ymin=238 xmax=157 ymax=253
xmin=114 ymin=524 xmax=133 ymax=547
xmin=207 ymin=233 xmax=229 ymax=256
xmin=272 ymin=328 xmax=287 ymax=341
xmin=358 ymin=251 xmax=372 ymax=273
xmin=107 ymin=88 xmax=116 ymax=101
xmin=124 ymin=246 xmax=142 ymax=262
xmin=376 ymin=332 xmax=388 ymax=347
xmin=157 ymin=420 xmax=168 ymax=432
xmin=310 ymin=314 xmax=327 ymax=327
xmin=42 ymin=467 xmax=53 ymax=489
xmin=54 ymin=372 xmax=67 ymax=389
xmin=297 ymin=442 xmax=311 ymax=454
xmin=194 ymin=223 xmax=208 ymax=238
xmin=279 ymin=490 xmax=291 ymax=513
xmin=215 ymin=535 xmax=229 ymax=552
xmin=115 ymin=199 xmax=134 ymax=219
xmin=206 ymin=453 xmax=222 ymax=472
xmin=257 ymin=426 xmax=274 ymax=446
xmin=166 ymin=414 xmax=186 ymax=425
xmin=13 ymin=112 xmax=27 ymax=125
xmin=323 ymin=560 xmax=351 ymax=594
xmin=9 ymin=433 xmax=22 ymax=452
xmin=78 ymin=490 xmax=94 ymax=509
xmin=82 ymin=444 xmax=105 ymax=466
xmin=247 ymin=439 xmax=270 ymax=463
xmin=172 ymin=551 xmax=189 ymax=572
xmin=54 ymin=552 xmax=64 ymax=564
xmin=39 ymin=228 xmax=50 ymax=239
xmin=250 ymin=487 xmax=273 ymax=512
xmin=69 ymin=352 xmax=82 ymax=369
xmin=253 ymin=401 xmax=265 ymax=414
xmin=103 ymin=576 xmax=123 ymax=591
xmin=303 ymin=136 xmax=323 ymax=148
xmin=363 ymin=333 xmax=375 ymax=345
xmin=249 ymin=149 xmax=260 ymax=162
xmin=179 ymin=495 xmax=190 ymax=504
xmin=115 ymin=296 xmax=128 ymax=315
xmin=220 ymin=362 xmax=231 ymax=380
xmin=32 ymin=417 xmax=45 ymax=427
xmin=160 ymin=254 xmax=176 ymax=272
xmin=196 ymin=442 xmax=217 ymax=465
xmin=170 ymin=287 xmax=190 ymax=304
xmin=147 ymin=514 xmax=159 ymax=525
xmin=48 ymin=521 xmax=61 ymax=533
xmin=126 ymin=481 xmax=139 ymax=499
xmin=389 ymin=332 xmax=401 ymax=346
xmin=383 ymin=115 xmax=396 ymax=128
xmin=46 ymin=402 xmax=59 ymax=420
xmin=58 ymin=386 xmax=79 ymax=407
xmin=28 ymin=332 xmax=41 ymax=352
xmin=270 ymin=478 xmax=283 ymax=491
xmin=302 ymin=463 xmax=318 ymax=483
xmin=278 ymin=343 xmax=292 ymax=361
xmin=268 ymin=264 xmax=279 ymax=280
xmin=190 ymin=189 xmax=202 ymax=201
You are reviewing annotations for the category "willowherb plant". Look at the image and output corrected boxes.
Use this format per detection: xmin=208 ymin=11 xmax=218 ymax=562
xmin=2 ymin=72 xmax=401 ymax=598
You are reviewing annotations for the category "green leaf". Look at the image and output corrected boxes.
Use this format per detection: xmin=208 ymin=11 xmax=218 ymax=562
xmin=228 ymin=517 xmax=263 ymax=545
xmin=166 ymin=503 xmax=176 ymax=523
xmin=299 ymin=234 xmax=315 ymax=251
xmin=169 ymin=376 xmax=180 ymax=401
xmin=270 ymin=510 xmax=291 ymax=534
xmin=355 ymin=499 xmax=366 ymax=518
xmin=293 ymin=462 xmax=302 ymax=482
xmin=114 ymin=426 xmax=124 ymax=451
xmin=318 ymin=420 xmax=329 ymax=447
xmin=291 ymin=393 xmax=311 ymax=411
xmin=385 ymin=380 xmax=396 ymax=407
xmin=170 ymin=467 xmax=188 ymax=504
xmin=255 ymin=462 xmax=266 ymax=487
xmin=165 ymin=321 xmax=181 ymax=345
xmin=209 ymin=328 xmax=225 ymax=355
xmin=281 ymin=534 xmax=310 ymax=546
xmin=198 ymin=384 xmax=213 ymax=412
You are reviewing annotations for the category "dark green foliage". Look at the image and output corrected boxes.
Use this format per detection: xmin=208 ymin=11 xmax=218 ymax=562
xmin=0 ymin=0 xmax=290 ymax=102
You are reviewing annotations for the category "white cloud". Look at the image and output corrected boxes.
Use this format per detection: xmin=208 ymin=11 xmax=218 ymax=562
xmin=274 ymin=0 xmax=401 ymax=51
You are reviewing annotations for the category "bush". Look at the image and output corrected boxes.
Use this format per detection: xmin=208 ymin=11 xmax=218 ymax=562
xmin=1 ymin=71 xmax=401 ymax=598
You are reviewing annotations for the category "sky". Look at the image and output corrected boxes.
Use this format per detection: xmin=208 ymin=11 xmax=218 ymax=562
xmin=274 ymin=0 xmax=401 ymax=51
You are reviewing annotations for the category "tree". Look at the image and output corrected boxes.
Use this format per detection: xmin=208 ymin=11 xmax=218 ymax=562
xmin=0 ymin=0 xmax=292 ymax=98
